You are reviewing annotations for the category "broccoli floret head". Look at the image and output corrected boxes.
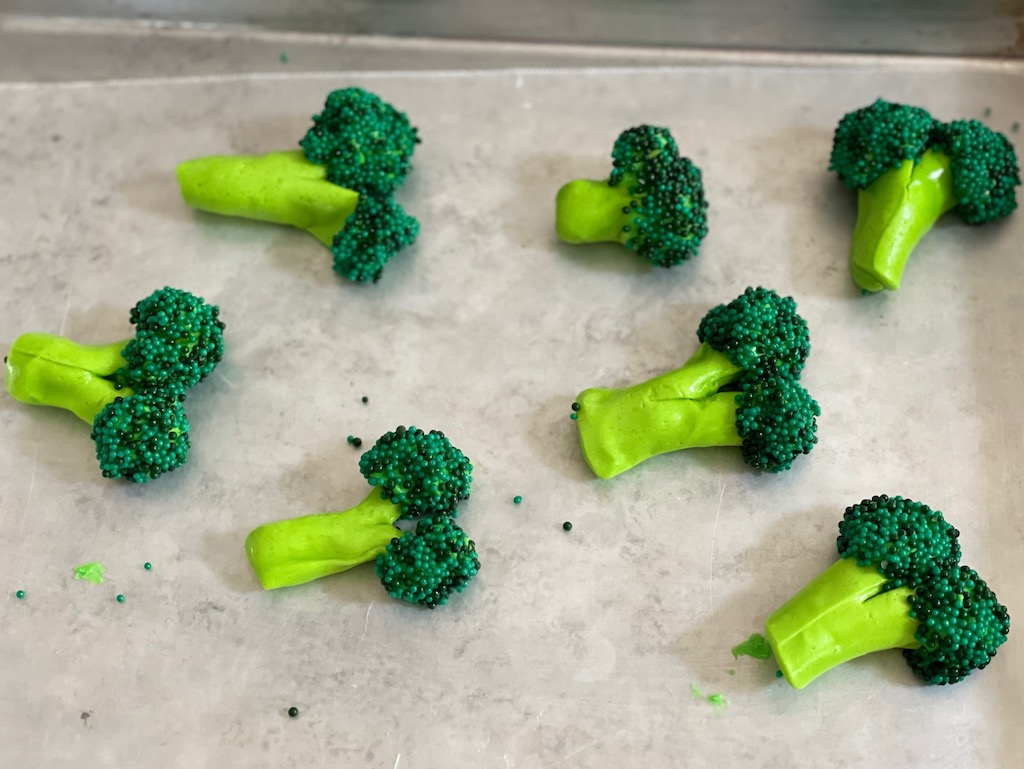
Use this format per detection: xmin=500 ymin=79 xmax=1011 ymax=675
xmin=608 ymin=125 xmax=709 ymax=267
xmin=374 ymin=517 xmax=480 ymax=608
xmin=91 ymin=392 xmax=190 ymax=483
xmin=300 ymin=87 xmax=419 ymax=197
xmin=331 ymin=195 xmax=419 ymax=283
xmin=837 ymin=495 xmax=962 ymax=587
xmin=904 ymin=565 xmax=1010 ymax=685
xmin=734 ymin=374 xmax=819 ymax=472
xmin=829 ymin=99 xmax=936 ymax=190
xmin=118 ymin=287 xmax=225 ymax=392
xmin=359 ymin=426 xmax=472 ymax=519
xmin=697 ymin=287 xmax=811 ymax=379
xmin=933 ymin=119 xmax=1020 ymax=224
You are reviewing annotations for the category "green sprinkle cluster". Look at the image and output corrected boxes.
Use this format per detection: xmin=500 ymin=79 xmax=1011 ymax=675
xmin=734 ymin=374 xmax=819 ymax=472
xmin=331 ymin=196 xmax=420 ymax=282
xmin=608 ymin=125 xmax=709 ymax=267
xmin=837 ymin=495 xmax=1009 ymax=685
xmin=92 ymin=393 xmax=190 ymax=482
xmin=829 ymin=99 xmax=935 ymax=190
xmin=300 ymin=88 xmax=420 ymax=198
xmin=375 ymin=517 xmax=480 ymax=608
xmin=359 ymin=426 xmax=472 ymax=519
xmin=697 ymin=287 xmax=810 ymax=379
xmin=934 ymin=120 xmax=1020 ymax=224
xmin=830 ymin=99 xmax=1019 ymax=223
xmin=118 ymin=287 xmax=225 ymax=392
xmin=837 ymin=495 xmax=961 ymax=587
xmin=907 ymin=565 xmax=1010 ymax=685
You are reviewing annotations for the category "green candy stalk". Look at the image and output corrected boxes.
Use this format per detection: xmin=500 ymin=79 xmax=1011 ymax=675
xmin=245 ymin=489 xmax=403 ymax=590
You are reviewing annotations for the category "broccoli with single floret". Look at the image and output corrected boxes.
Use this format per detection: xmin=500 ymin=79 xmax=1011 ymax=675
xmin=572 ymin=287 xmax=817 ymax=478
xmin=765 ymin=495 xmax=1010 ymax=688
xmin=245 ymin=426 xmax=479 ymax=608
xmin=4 ymin=287 xmax=224 ymax=482
xmin=830 ymin=99 xmax=1020 ymax=292
xmin=556 ymin=125 xmax=709 ymax=267
xmin=177 ymin=87 xmax=420 ymax=283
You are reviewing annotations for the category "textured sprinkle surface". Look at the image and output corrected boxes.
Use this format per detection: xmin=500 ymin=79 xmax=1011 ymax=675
xmin=0 ymin=63 xmax=1021 ymax=769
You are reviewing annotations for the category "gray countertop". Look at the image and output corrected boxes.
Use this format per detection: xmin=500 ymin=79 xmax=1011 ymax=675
xmin=0 ymin=26 xmax=1022 ymax=769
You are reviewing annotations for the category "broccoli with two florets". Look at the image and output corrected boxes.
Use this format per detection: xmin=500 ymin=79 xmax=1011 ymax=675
xmin=177 ymin=87 xmax=420 ymax=283
xmin=245 ymin=426 xmax=480 ymax=608
xmin=830 ymin=99 xmax=1020 ymax=292
xmin=765 ymin=495 xmax=1010 ymax=688
xmin=4 ymin=287 xmax=224 ymax=482
xmin=573 ymin=287 xmax=818 ymax=478
xmin=556 ymin=125 xmax=709 ymax=267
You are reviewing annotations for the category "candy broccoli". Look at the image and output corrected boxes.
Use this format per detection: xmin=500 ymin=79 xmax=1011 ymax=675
xmin=765 ymin=495 xmax=1010 ymax=688
xmin=177 ymin=88 xmax=420 ymax=283
xmin=555 ymin=125 xmax=709 ymax=267
xmin=830 ymin=99 xmax=1020 ymax=292
xmin=245 ymin=426 xmax=479 ymax=608
xmin=575 ymin=371 xmax=818 ymax=478
xmin=572 ymin=287 xmax=817 ymax=478
xmin=4 ymin=287 xmax=224 ymax=482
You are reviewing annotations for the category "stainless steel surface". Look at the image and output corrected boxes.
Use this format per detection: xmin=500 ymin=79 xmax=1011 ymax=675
xmin=0 ymin=52 xmax=1021 ymax=768
xmin=4 ymin=0 xmax=1024 ymax=56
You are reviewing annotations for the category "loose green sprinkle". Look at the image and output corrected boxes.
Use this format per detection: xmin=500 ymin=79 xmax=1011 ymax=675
xmin=775 ymin=670 xmax=784 ymax=679
xmin=361 ymin=396 xmax=369 ymax=404
xmin=346 ymin=435 xmax=363 ymax=448
xmin=73 ymin=563 xmax=106 ymax=585
xmin=115 ymin=594 xmax=125 ymax=603
xmin=15 ymin=590 xmax=25 ymax=599
xmin=144 ymin=562 xmax=152 ymax=571
xmin=731 ymin=632 xmax=772 ymax=660
xmin=513 ymin=495 xmax=522 ymax=504
xmin=288 ymin=707 xmax=299 ymax=718
xmin=570 ymin=413 xmax=578 ymax=421
xmin=279 ymin=52 xmax=289 ymax=63
xmin=571 ymin=402 xmax=581 ymax=412
xmin=562 ymin=521 xmax=573 ymax=531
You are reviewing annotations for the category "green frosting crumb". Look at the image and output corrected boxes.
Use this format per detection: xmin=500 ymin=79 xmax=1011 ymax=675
xmin=726 ymin=668 xmax=736 ymax=676
xmin=691 ymin=684 xmax=729 ymax=714
xmin=731 ymin=632 xmax=772 ymax=660
xmin=73 ymin=563 xmax=106 ymax=585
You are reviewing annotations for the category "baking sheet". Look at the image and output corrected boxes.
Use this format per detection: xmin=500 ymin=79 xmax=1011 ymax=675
xmin=0 ymin=62 xmax=1021 ymax=768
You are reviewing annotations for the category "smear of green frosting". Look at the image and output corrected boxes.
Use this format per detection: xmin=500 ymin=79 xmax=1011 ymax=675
xmin=691 ymin=684 xmax=730 ymax=714
xmin=731 ymin=632 xmax=772 ymax=660
xmin=74 ymin=562 xmax=106 ymax=585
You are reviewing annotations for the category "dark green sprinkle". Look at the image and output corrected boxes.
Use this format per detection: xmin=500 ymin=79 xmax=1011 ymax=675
xmin=346 ymin=435 xmax=354 ymax=444
xmin=775 ymin=670 xmax=784 ymax=678
xmin=144 ymin=562 xmax=152 ymax=571
xmin=288 ymin=707 xmax=299 ymax=718
xmin=361 ymin=396 xmax=369 ymax=403
xmin=570 ymin=413 xmax=578 ymax=421
xmin=352 ymin=437 xmax=362 ymax=448
xmin=116 ymin=594 xmax=125 ymax=603
xmin=15 ymin=590 xmax=25 ymax=599
xmin=563 ymin=521 xmax=573 ymax=531
xmin=279 ymin=52 xmax=289 ymax=63
xmin=571 ymin=402 xmax=581 ymax=412
xmin=513 ymin=495 xmax=522 ymax=504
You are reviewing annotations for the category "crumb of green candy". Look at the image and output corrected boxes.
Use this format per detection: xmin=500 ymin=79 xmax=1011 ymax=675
xmin=691 ymin=684 xmax=729 ymax=713
xmin=731 ymin=632 xmax=772 ymax=660
xmin=73 ymin=563 xmax=106 ymax=585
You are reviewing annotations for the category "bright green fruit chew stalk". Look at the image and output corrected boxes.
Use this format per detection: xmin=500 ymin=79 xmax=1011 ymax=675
xmin=830 ymin=99 xmax=1020 ymax=292
xmin=4 ymin=287 xmax=224 ymax=482
xmin=177 ymin=88 xmax=420 ymax=283
xmin=765 ymin=495 xmax=1010 ymax=689
xmin=575 ymin=372 xmax=819 ymax=478
xmin=556 ymin=125 xmax=709 ymax=267
xmin=245 ymin=426 xmax=480 ymax=608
